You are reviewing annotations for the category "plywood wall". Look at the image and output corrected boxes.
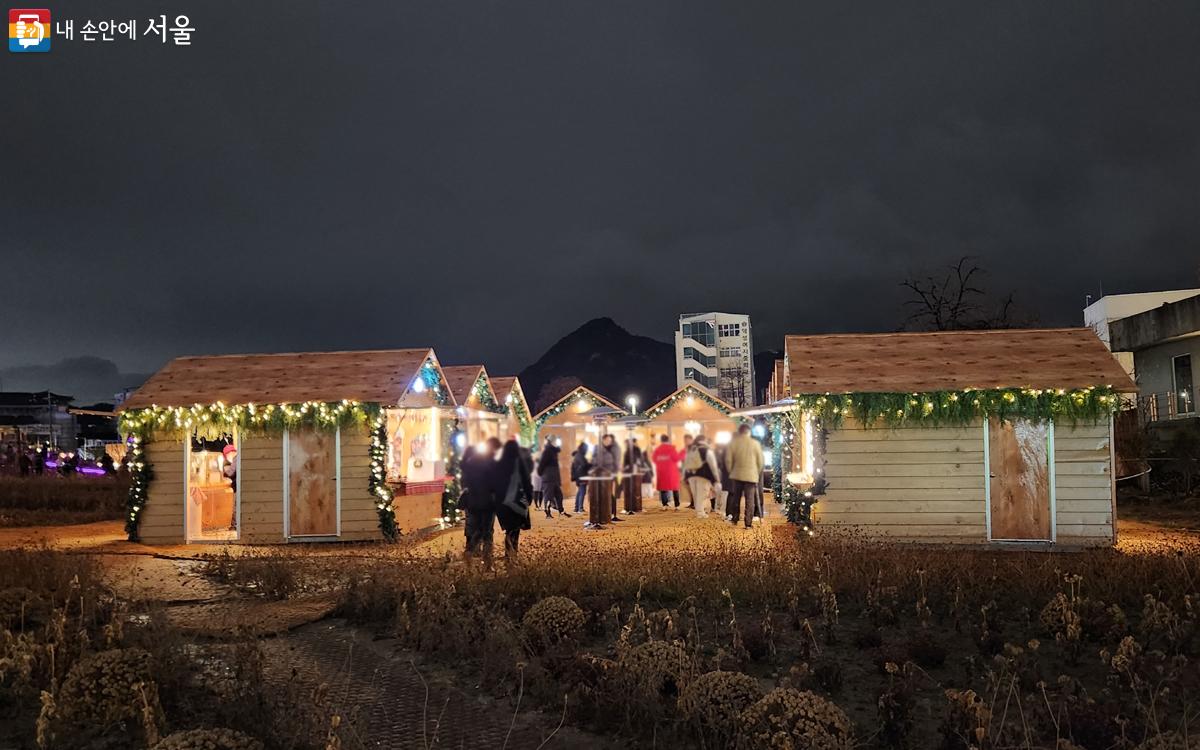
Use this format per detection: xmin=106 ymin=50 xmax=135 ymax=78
xmin=239 ymin=434 xmax=285 ymax=543
xmin=138 ymin=439 xmax=186 ymax=544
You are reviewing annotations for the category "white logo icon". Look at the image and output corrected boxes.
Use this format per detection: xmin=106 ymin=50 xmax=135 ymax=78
xmin=15 ymin=14 xmax=45 ymax=48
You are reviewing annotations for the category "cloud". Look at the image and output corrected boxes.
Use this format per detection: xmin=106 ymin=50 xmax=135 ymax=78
xmin=0 ymin=357 xmax=148 ymax=405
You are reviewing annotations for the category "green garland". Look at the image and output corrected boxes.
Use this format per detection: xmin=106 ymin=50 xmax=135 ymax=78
xmin=440 ymin=416 xmax=463 ymax=524
xmin=119 ymin=401 xmax=383 ymax=542
xmin=792 ymin=386 xmax=1120 ymax=430
xmin=534 ymin=387 xmax=614 ymax=431
xmin=369 ymin=415 xmax=398 ymax=541
xmin=642 ymin=386 xmax=731 ymax=421
xmin=471 ymin=373 xmax=507 ymax=414
xmin=509 ymin=391 xmax=535 ymax=446
xmin=123 ymin=434 xmax=152 ymax=541
xmin=419 ymin=359 xmax=452 ymax=407
xmin=119 ymin=400 xmax=377 ymax=439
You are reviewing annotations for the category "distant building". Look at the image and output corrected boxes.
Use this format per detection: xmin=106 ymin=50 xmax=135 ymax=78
xmin=1084 ymin=288 xmax=1200 ymax=378
xmin=1093 ymin=291 xmax=1200 ymax=422
xmin=675 ymin=312 xmax=755 ymax=407
xmin=0 ymin=391 xmax=77 ymax=449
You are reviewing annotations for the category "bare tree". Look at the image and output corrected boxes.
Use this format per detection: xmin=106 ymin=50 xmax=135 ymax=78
xmin=719 ymin=365 xmax=748 ymax=408
xmin=901 ymin=256 xmax=1024 ymax=331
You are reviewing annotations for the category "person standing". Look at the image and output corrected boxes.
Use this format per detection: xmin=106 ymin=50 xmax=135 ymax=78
xmin=590 ymin=433 xmax=622 ymax=524
xmin=538 ymin=436 xmax=568 ymax=518
xmin=683 ymin=435 xmax=721 ymax=518
xmin=530 ymin=449 xmax=544 ymax=510
xmin=460 ymin=440 xmax=500 ymax=565
xmin=651 ymin=434 xmax=682 ymax=509
xmin=714 ymin=436 xmax=732 ymax=519
xmin=494 ymin=439 xmax=533 ymax=560
xmin=725 ymin=424 xmax=765 ymax=529
xmin=621 ymin=437 xmax=644 ymax=514
xmin=570 ymin=442 xmax=590 ymax=514
xmin=681 ymin=433 xmax=695 ymax=508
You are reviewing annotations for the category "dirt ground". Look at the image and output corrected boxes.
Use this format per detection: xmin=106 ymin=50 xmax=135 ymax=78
xmin=1 ymin=504 xmax=1196 ymax=560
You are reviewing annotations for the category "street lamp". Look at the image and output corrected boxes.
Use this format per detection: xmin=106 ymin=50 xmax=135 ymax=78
xmin=626 ymin=395 xmax=638 ymax=415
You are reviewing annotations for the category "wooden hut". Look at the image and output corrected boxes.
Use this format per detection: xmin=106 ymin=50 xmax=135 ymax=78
xmin=533 ymin=386 xmax=625 ymax=497
xmin=781 ymin=329 xmax=1135 ymax=546
xmin=490 ymin=376 xmax=535 ymax=445
xmin=441 ymin=365 xmax=507 ymax=447
xmin=637 ymin=385 xmax=738 ymax=446
xmin=118 ymin=349 xmax=455 ymax=544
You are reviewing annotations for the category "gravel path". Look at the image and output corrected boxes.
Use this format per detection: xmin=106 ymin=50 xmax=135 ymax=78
xmin=259 ymin=619 xmax=610 ymax=750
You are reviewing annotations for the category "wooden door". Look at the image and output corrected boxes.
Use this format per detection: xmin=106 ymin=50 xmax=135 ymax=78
xmin=989 ymin=418 xmax=1051 ymax=541
xmin=288 ymin=428 xmax=338 ymax=537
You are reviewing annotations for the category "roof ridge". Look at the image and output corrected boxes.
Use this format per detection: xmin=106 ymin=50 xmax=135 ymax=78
xmin=172 ymin=347 xmax=432 ymax=361
xmin=784 ymin=327 xmax=1093 ymax=340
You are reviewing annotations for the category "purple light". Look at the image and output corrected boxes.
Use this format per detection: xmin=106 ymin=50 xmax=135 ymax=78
xmin=44 ymin=460 xmax=58 ymax=469
xmin=78 ymin=466 xmax=106 ymax=476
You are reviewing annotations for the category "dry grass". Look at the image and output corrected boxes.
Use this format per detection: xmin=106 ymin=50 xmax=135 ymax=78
xmin=300 ymin=524 xmax=1200 ymax=748
xmin=0 ymin=548 xmax=358 ymax=750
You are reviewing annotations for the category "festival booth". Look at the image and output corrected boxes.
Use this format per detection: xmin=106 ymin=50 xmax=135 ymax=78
xmin=773 ymin=329 xmax=1134 ymax=546
xmin=490 ymin=376 xmax=535 ymax=446
xmin=441 ymin=366 xmax=507 ymax=448
xmin=533 ymin=386 xmax=625 ymax=498
xmin=637 ymin=386 xmax=739 ymax=509
xmin=118 ymin=349 xmax=455 ymax=545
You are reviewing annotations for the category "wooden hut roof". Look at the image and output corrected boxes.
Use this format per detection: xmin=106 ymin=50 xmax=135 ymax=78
xmin=441 ymin=365 xmax=495 ymax=406
xmin=644 ymin=385 xmax=735 ymax=416
xmin=489 ymin=376 xmax=520 ymax=404
xmin=121 ymin=349 xmax=442 ymax=410
xmin=533 ymin=386 xmax=624 ymax=421
xmin=785 ymin=328 xmax=1136 ymax=394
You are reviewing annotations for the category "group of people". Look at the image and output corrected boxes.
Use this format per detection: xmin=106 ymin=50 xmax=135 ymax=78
xmin=0 ymin=442 xmax=118 ymax=478
xmin=563 ymin=423 xmax=767 ymax=529
xmin=455 ymin=424 xmax=768 ymax=562
xmin=458 ymin=437 xmax=535 ymax=565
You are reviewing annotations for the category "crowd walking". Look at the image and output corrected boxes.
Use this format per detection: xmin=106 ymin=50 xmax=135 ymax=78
xmin=458 ymin=426 xmax=767 ymax=561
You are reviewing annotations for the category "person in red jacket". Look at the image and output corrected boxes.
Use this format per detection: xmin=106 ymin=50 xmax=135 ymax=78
xmin=651 ymin=434 xmax=684 ymax=509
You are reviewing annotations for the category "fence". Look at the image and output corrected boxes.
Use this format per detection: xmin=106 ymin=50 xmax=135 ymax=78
xmin=1136 ymin=391 xmax=1197 ymax=426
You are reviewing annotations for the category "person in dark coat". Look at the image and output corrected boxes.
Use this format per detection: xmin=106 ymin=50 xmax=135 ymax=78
xmin=537 ymin=437 xmax=568 ymax=519
xmin=570 ymin=442 xmax=591 ymax=513
xmin=494 ymin=439 xmax=533 ymax=560
xmin=460 ymin=438 xmax=501 ymax=564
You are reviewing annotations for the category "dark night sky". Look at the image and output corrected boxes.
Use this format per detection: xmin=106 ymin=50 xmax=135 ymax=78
xmin=3 ymin=1 xmax=1199 ymax=400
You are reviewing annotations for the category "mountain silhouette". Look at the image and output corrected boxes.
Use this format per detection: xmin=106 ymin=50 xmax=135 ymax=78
xmin=519 ymin=318 xmax=677 ymax=413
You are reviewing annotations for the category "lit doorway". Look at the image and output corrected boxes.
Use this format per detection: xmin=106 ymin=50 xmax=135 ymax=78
xmin=186 ymin=432 xmax=239 ymax=542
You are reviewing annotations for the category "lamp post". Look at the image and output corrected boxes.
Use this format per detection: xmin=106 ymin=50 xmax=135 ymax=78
xmin=625 ymin=395 xmax=638 ymax=416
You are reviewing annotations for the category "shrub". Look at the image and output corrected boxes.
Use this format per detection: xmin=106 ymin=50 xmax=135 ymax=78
xmin=736 ymin=688 xmax=854 ymax=750
xmin=617 ymin=640 xmax=693 ymax=703
xmin=678 ymin=670 xmax=764 ymax=742
xmin=151 ymin=728 xmax=265 ymax=750
xmin=0 ymin=586 xmax=46 ymax=629
xmin=522 ymin=596 xmax=585 ymax=646
xmin=56 ymin=647 xmax=160 ymax=729
xmin=49 ymin=647 xmax=164 ymax=748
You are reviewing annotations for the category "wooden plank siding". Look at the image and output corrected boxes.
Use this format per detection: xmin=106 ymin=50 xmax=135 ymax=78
xmin=1052 ymin=421 xmax=1114 ymax=547
xmin=138 ymin=425 xmax=386 ymax=545
xmin=816 ymin=423 xmax=987 ymax=540
xmin=138 ymin=439 xmax=186 ymax=544
xmin=812 ymin=418 xmax=1115 ymax=546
